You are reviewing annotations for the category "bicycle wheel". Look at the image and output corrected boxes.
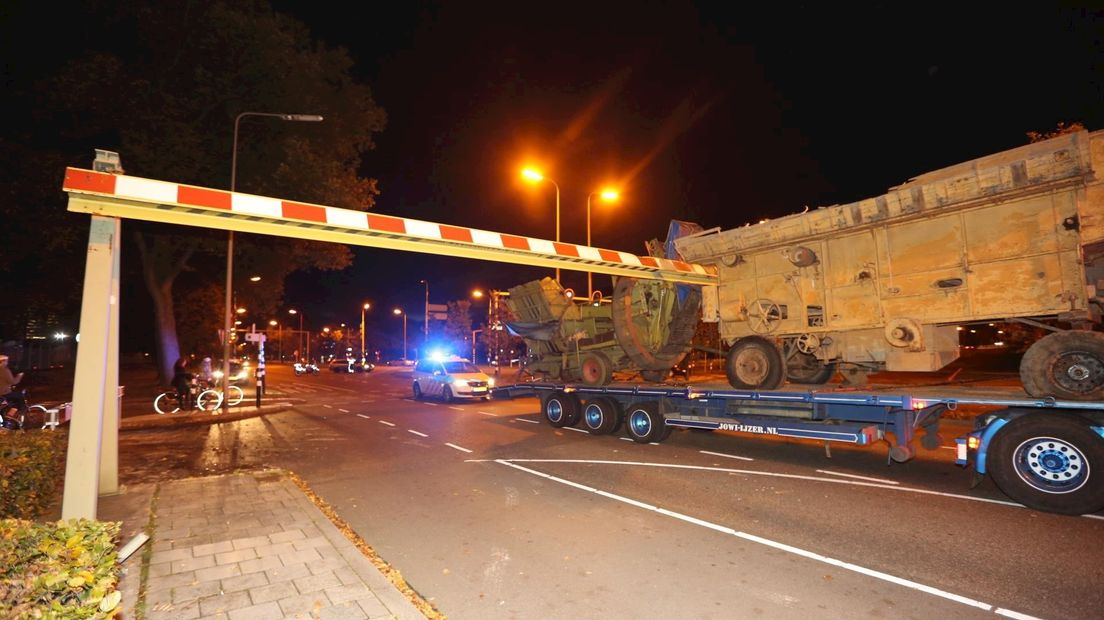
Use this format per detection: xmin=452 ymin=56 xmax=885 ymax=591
xmin=196 ymin=389 xmax=222 ymax=412
xmin=226 ymin=385 xmax=244 ymax=406
xmin=25 ymin=405 xmax=49 ymax=429
xmin=153 ymin=392 xmax=179 ymax=415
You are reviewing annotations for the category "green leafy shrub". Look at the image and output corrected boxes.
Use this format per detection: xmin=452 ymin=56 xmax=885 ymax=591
xmin=0 ymin=431 xmax=65 ymax=519
xmin=0 ymin=518 xmax=122 ymax=619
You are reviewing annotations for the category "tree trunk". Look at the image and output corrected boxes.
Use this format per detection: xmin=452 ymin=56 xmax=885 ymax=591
xmin=135 ymin=232 xmax=195 ymax=387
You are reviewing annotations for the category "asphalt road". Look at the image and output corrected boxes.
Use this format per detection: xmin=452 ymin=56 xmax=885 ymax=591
xmin=118 ymin=365 xmax=1104 ymax=619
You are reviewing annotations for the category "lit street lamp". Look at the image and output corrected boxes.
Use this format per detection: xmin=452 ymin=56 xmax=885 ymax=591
xmin=269 ymin=319 xmax=282 ymax=362
xmin=587 ymin=188 xmax=619 ymax=298
xmin=419 ymin=279 xmax=429 ymax=344
xmin=360 ymin=302 xmax=371 ymax=363
xmin=521 ymin=167 xmax=561 ymax=283
xmin=393 ymin=308 xmax=408 ymax=361
xmin=224 ymin=111 xmax=323 ymax=406
xmin=288 ymin=308 xmax=306 ymax=361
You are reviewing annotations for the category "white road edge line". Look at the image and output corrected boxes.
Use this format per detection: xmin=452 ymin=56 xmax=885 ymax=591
xmin=356 ymin=414 xmax=371 ymax=419
xmin=700 ymin=450 xmax=754 ymax=462
xmin=564 ymin=427 xmax=587 ymax=433
xmin=449 ymin=406 xmax=464 ymax=411
xmin=424 ymin=403 xmax=438 ymax=406
xmin=479 ymin=411 xmax=497 ymax=416
xmin=408 ymin=430 xmax=428 ymax=438
xmin=517 ymin=418 xmax=540 ymax=424
xmin=338 ymin=408 xmax=350 ymax=413
xmin=378 ymin=420 xmax=395 ymax=427
xmin=446 ymin=442 xmax=472 ymax=453
xmin=494 ymin=459 xmax=1036 ymax=619
xmin=816 ymin=469 xmax=900 ymax=485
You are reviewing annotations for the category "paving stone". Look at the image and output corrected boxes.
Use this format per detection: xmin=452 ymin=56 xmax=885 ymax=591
xmin=246 ymin=582 xmax=289 ymax=605
xmin=269 ymin=529 xmax=306 ymax=544
xmin=230 ymin=535 xmax=270 ymax=550
xmin=198 ymin=590 xmax=253 ymax=616
xmin=319 ymin=601 xmax=370 ymax=620
xmin=238 ymin=554 xmax=283 ymax=575
xmin=308 ymin=557 xmax=348 ymax=576
xmin=220 ymin=570 xmax=269 ymax=593
xmin=357 ymin=596 xmax=392 ymax=619
xmin=172 ymin=535 xmax=214 ymax=549
xmin=215 ymin=547 xmax=258 ymax=565
xmin=266 ymin=562 xmax=313 ymax=584
xmin=278 ymin=591 xmax=329 ymax=617
xmin=148 ymin=561 xmax=174 ymax=578
xmin=253 ymin=541 xmax=297 ymax=557
xmin=171 ymin=554 xmax=216 ymax=574
xmin=150 ymin=547 xmax=194 ymax=565
xmin=323 ymin=583 xmax=373 ymax=604
xmin=147 ymin=597 xmax=200 ymax=619
xmin=294 ymin=571 xmax=342 ymax=594
xmin=193 ymin=540 xmax=235 ymax=557
xmin=151 ymin=571 xmax=199 ymax=590
xmin=293 ymin=535 xmax=330 ymax=551
xmin=227 ymin=601 xmax=283 ymax=620
xmin=170 ymin=580 xmax=221 ymax=604
xmin=337 ymin=571 xmax=364 ymax=586
xmin=195 ymin=562 xmax=242 ymax=582
xmin=279 ymin=547 xmax=323 ymax=566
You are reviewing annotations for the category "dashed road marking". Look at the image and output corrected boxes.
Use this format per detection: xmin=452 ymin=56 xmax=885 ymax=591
xmin=338 ymin=408 xmax=350 ymax=413
xmin=322 ymin=404 xmax=333 ymax=409
xmin=479 ymin=411 xmax=497 ymax=417
xmin=817 ymin=469 xmax=899 ymax=485
xmin=564 ymin=427 xmax=587 ymax=433
xmin=449 ymin=406 xmax=464 ymax=411
xmin=516 ymin=418 xmax=540 ymax=424
xmin=445 ymin=442 xmax=472 ymax=453
xmin=700 ymin=450 xmax=754 ymax=462
xmin=379 ymin=420 xmax=395 ymax=427
xmin=408 ymin=430 xmax=428 ymax=438
xmin=356 ymin=414 xmax=371 ymax=419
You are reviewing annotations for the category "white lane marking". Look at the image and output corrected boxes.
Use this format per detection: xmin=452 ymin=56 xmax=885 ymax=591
xmin=378 ymin=420 xmax=395 ymax=427
xmin=449 ymin=406 xmax=464 ymax=411
xmin=620 ymin=437 xmax=633 ymax=442
xmin=408 ymin=430 xmax=428 ymax=438
xmin=995 ymin=609 xmax=1044 ymax=620
xmin=494 ymin=460 xmax=1028 ymax=617
xmin=338 ymin=408 xmax=350 ymax=413
xmin=502 ymin=459 xmax=1023 ymax=509
xmin=322 ymin=404 xmax=333 ymax=409
xmin=361 ymin=400 xmax=375 ymax=404
xmin=446 ymin=442 xmax=473 ymax=453
xmin=700 ymin=450 xmax=754 ymax=462
xmin=479 ymin=411 xmax=497 ymax=417
xmin=356 ymin=414 xmax=371 ymax=419
xmin=516 ymin=418 xmax=540 ymax=424
xmin=424 ymin=402 xmax=438 ymax=407
xmin=1084 ymin=514 xmax=1104 ymax=521
xmin=564 ymin=427 xmax=587 ymax=433
xmin=817 ymin=470 xmax=900 ymax=485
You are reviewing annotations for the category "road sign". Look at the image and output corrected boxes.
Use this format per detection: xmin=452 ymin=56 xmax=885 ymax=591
xmin=245 ymin=333 xmax=266 ymax=343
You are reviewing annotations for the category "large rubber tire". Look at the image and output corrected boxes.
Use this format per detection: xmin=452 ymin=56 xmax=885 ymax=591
xmin=226 ymin=385 xmax=244 ymax=406
xmin=442 ymin=387 xmax=454 ymax=403
xmin=611 ymin=278 xmax=701 ymax=373
xmin=580 ymin=352 xmax=613 ymax=386
xmin=582 ymin=397 xmax=622 ymax=435
xmin=625 ymin=401 xmax=668 ymax=443
xmin=1020 ymin=331 xmax=1104 ymax=401
xmin=153 ymin=392 xmax=179 ymax=415
xmin=786 ymin=352 xmax=837 ymax=385
xmin=640 ymin=369 xmax=668 ymax=383
xmin=987 ymin=411 xmax=1104 ymax=515
xmin=725 ymin=337 xmax=785 ymax=389
xmin=541 ymin=391 xmax=581 ymax=428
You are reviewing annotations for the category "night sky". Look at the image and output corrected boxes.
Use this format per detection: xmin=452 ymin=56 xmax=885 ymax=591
xmin=273 ymin=4 xmax=1104 ymax=332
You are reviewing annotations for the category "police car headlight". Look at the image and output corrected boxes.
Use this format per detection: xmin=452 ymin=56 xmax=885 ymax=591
xmin=487 ymin=378 xmax=495 ymax=387
xmin=453 ymin=379 xmax=467 ymax=388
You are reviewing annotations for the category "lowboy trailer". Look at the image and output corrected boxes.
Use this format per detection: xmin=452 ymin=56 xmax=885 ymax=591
xmin=492 ymin=382 xmax=1104 ymax=516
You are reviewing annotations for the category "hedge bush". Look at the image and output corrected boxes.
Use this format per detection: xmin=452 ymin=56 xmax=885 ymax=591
xmin=0 ymin=518 xmax=122 ymax=619
xmin=0 ymin=431 xmax=65 ymax=519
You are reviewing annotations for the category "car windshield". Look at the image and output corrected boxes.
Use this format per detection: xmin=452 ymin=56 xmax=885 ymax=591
xmin=443 ymin=361 xmax=480 ymax=374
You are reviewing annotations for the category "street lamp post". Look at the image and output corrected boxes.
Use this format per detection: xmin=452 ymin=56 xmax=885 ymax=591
xmin=419 ymin=280 xmax=429 ymax=344
xmin=360 ymin=303 xmax=371 ymax=362
xmin=225 ymin=111 xmax=323 ymax=408
xmin=393 ymin=308 xmax=407 ymax=361
xmin=269 ymin=320 xmax=281 ymax=362
xmin=288 ymin=309 xmax=305 ymax=361
xmin=521 ymin=168 xmax=561 ymax=283
xmin=471 ymin=328 xmax=482 ymax=362
xmin=586 ymin=188 xmax=619 ymax=299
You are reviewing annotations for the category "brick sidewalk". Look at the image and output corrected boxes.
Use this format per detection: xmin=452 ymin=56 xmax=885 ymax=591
xmin=100 ymin=470 xmax=427 ymax=620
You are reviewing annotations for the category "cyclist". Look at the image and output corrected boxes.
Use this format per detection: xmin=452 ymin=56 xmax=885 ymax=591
xmin=171 ymin=356 xmax=195 ymax=408
xmin=1 ymin=354 xmax=26 ymax=428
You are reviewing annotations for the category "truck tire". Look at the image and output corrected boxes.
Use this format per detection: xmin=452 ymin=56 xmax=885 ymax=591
xmin=725 ymin=337 xmax=785 ymax=389
xmin=987 ymin=411 xmax=1104 ymax=515
xmin=1020 ymin=330 xmax=1104 ymax=401
xmin=625 ymin=401 xmax=668 ymax=443
xmin=786 ymin=352 xmax=837 ymax=385
xmin=612 ymin=277 xmax=700 ymax=373
xmin=580 ymin=352 xmax=613 ymax=386
xmin=541 ymin=391 xmax=580 ymax=428
xmin=582 ymin=397 xmax=622 ymax=435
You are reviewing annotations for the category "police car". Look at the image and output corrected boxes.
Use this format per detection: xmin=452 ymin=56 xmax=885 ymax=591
xmin=411 ymin=355 xmax=494 ymax=402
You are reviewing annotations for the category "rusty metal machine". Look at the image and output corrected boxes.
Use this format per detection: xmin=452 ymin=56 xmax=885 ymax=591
xmin=674 ymin=129 xmax=1104 ymax=400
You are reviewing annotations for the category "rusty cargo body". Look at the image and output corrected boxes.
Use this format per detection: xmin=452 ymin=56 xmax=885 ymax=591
xmin=674 ymin=129 xmax=1104 ymax=400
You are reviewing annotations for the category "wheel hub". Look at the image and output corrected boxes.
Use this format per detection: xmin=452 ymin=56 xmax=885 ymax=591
xmin=630 ymin=411 xmax=650 ymax=435
xmin=734 ymin=350 xmax=769 ymax=383
xmin=1016 ymin=436 xmax=1088 ymax=493
xmin=547 ymin=400 xmax=562 ymax=423
xmin=585 ymin=405 xmax=601 ymax=428
xmin=1054 ymin=351 xmax=1104 ymax=394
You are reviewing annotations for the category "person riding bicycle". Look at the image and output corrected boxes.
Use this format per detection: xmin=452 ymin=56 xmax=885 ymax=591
xmin=0 ymin=354 xmax=26 ymax=412
xmin=171 ymin=357 xmax=194 ymax=407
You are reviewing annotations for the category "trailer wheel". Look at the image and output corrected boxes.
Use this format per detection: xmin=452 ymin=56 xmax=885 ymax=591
xmin=725 ymin=337 xmax=785 ymax=389
xmin=987 ymin=412 xmax=1104 ymax=515
xmin=1020 ymin=331 xmax=1104 ymax=401
xmin=580 ymin=352 xmax=613 ymax=386
xmin=786 ymin=352 xmax=837 ymax=385
xmin=625 ymin=401 xmax=668 ymax=443
xmin=583 ymin=397 xmax=622 ymax=435
xmin=541 ymin=391 xmax=580 ymax=428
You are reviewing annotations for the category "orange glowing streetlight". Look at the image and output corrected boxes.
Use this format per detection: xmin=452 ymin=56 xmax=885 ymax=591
xmin=393 ymin=308 xmax=407 ymax=361
xmin=520 ymin=166 xmax=561 ymax=283
xmin=586 ymin=188 xmax=620 ymax=298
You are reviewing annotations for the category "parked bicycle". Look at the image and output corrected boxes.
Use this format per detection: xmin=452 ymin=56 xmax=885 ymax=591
xmin=1 ymin=387 xmax=50 ymax=430
xmin=154 ymin=378 xmax=221 ymax=414
xmin=196 ymin=383 xmax=245 ymax=410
